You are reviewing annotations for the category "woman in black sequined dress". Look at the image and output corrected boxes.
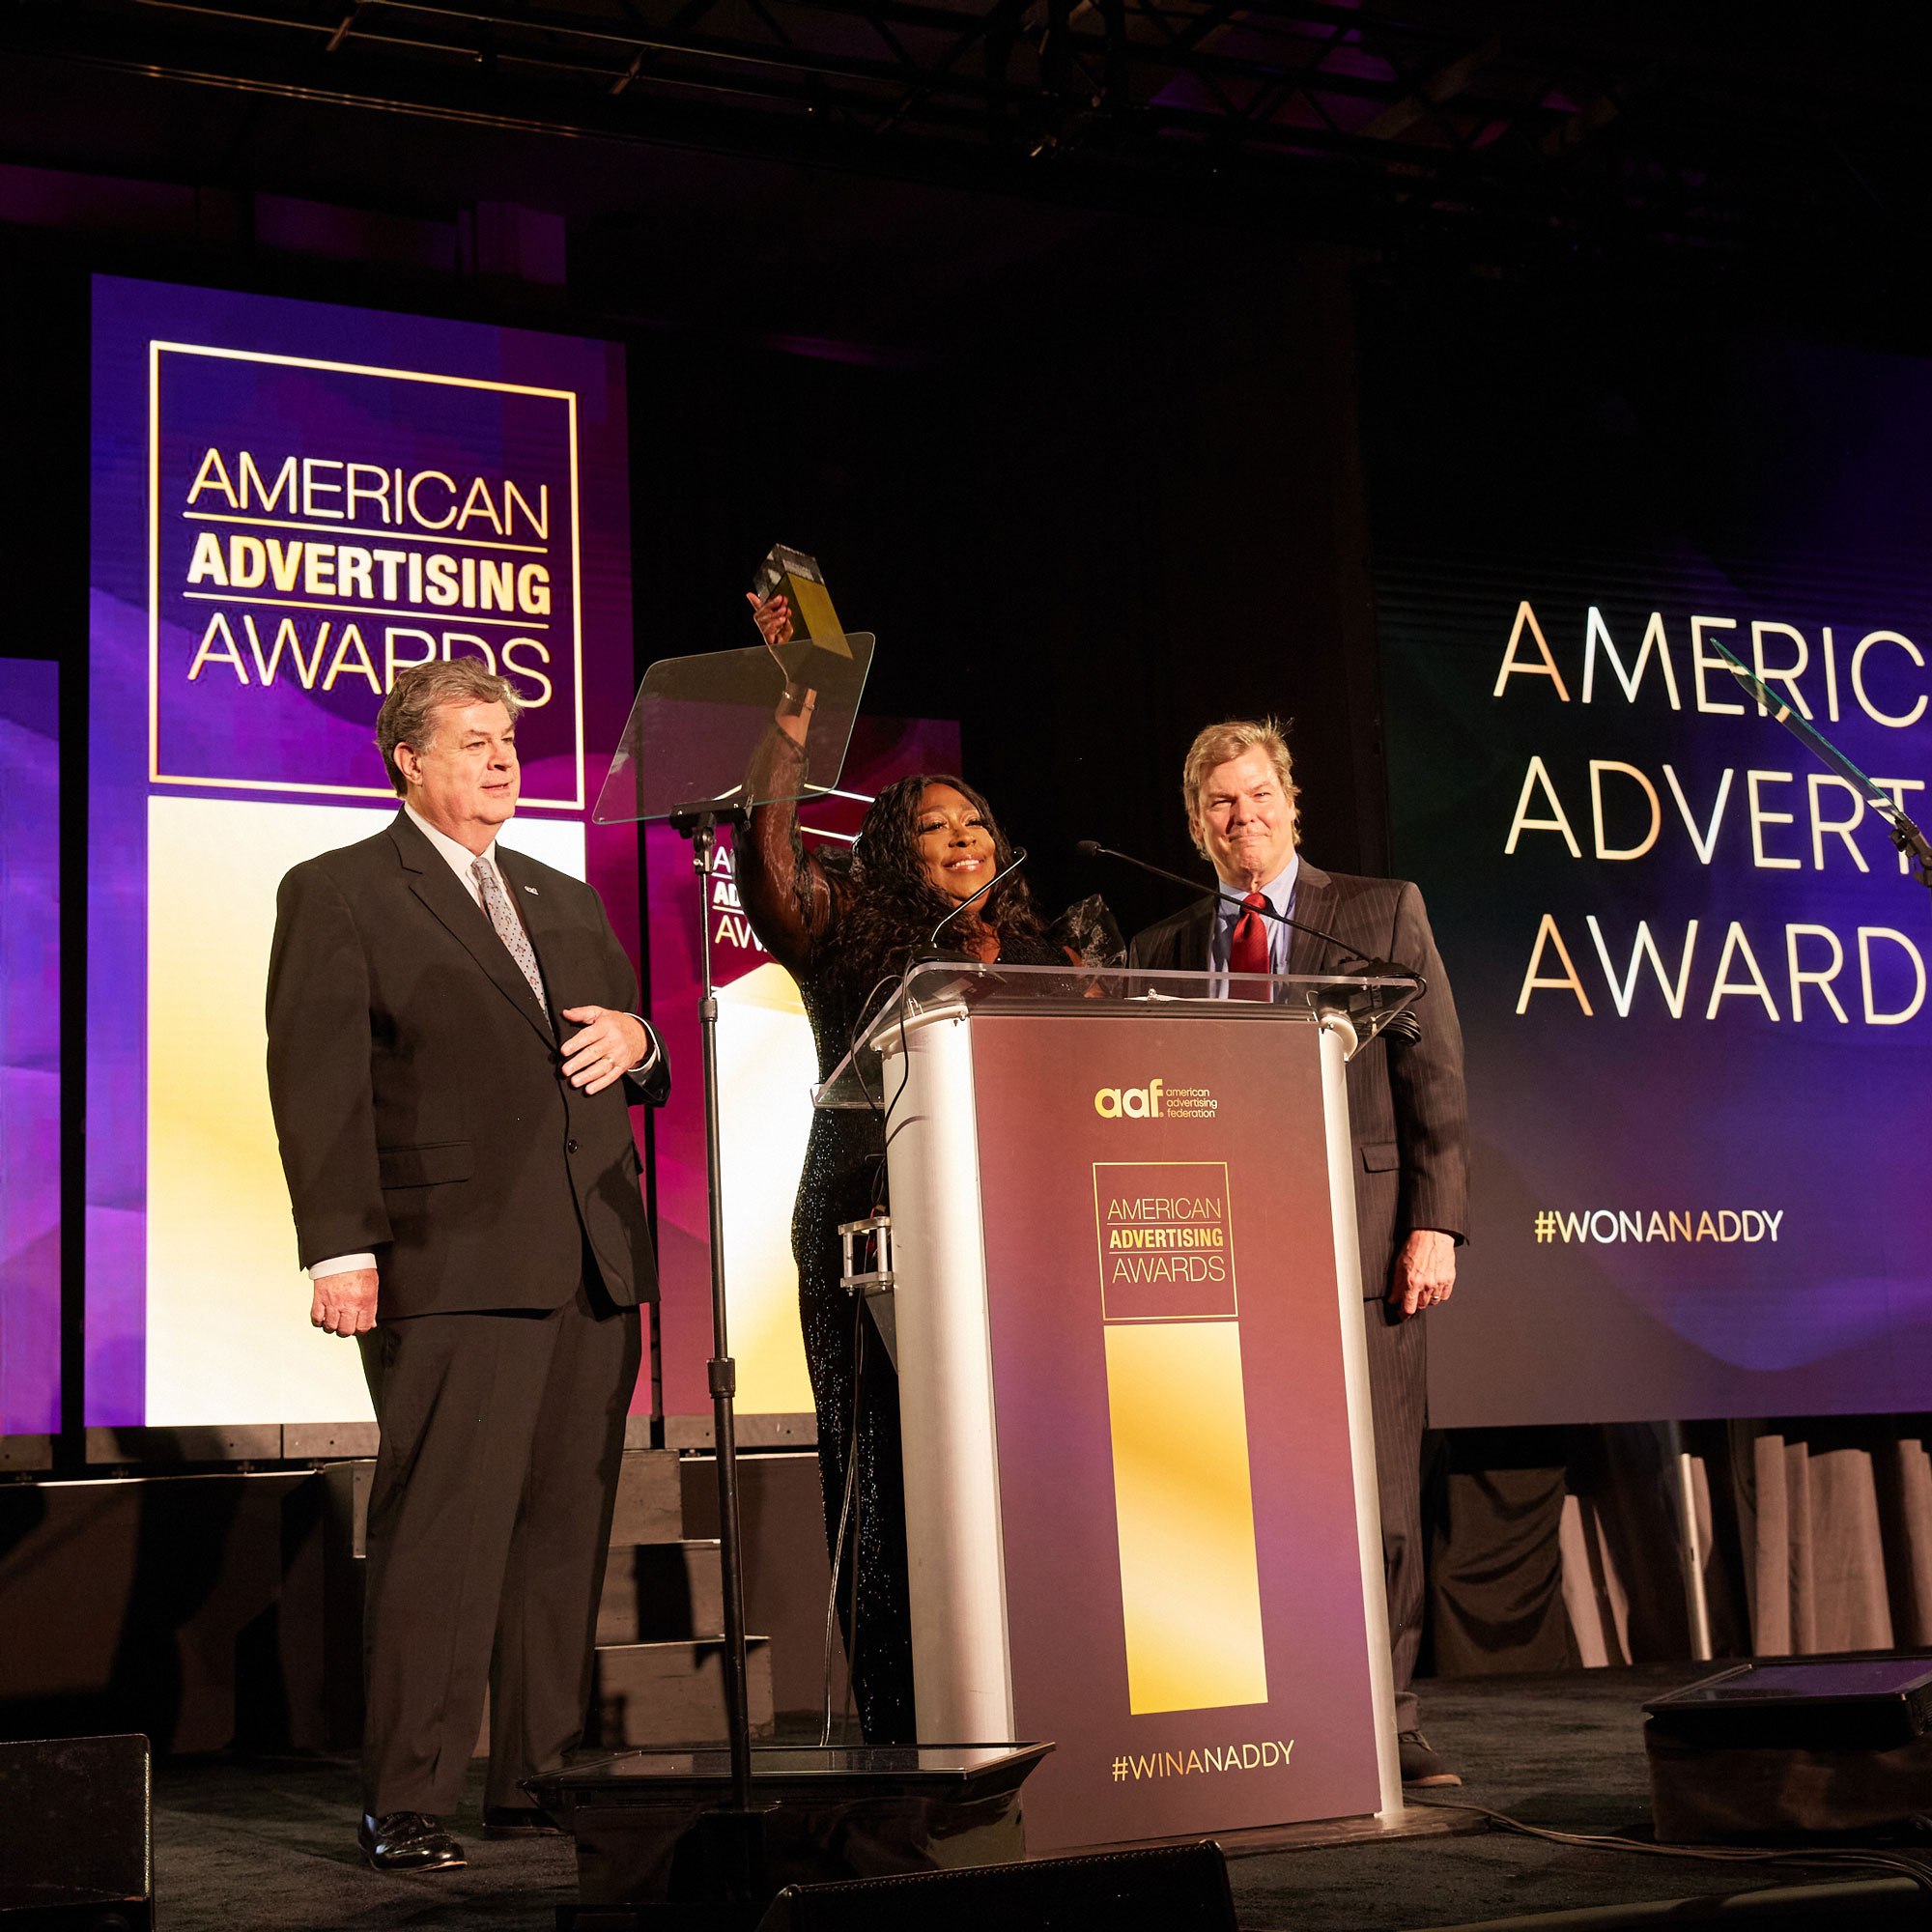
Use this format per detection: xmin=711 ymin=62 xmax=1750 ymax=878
xmin=733 ymin=591 xmax=1119 ymax=1744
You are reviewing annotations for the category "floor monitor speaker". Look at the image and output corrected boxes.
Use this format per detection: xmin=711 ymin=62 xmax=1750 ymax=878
xmin=1645 ymin=1654 xmax=1932 ymax=1841
xmin=0 ymin=1734 xmax=152 ymax=1930
xmin=753 ymin=1839 xmax=1236 ymax=1932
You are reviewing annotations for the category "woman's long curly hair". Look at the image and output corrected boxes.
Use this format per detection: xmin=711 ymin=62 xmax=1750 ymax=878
xmin=838 ymin=773 xmax=1045 ymax=981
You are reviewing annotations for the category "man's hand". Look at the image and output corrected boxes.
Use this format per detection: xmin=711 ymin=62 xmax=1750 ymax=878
xmin=1389 ymin=1229 xmax=1456 ymax=1318
xmin=311 ymin=1267 xmax=379 ymax=1337
xmin=561 ymin=1007 xmax=652 ymax=1094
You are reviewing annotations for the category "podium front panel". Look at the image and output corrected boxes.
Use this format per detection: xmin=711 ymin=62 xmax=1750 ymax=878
xmin=889 ymin=1005 xmax=1388 ymax=1852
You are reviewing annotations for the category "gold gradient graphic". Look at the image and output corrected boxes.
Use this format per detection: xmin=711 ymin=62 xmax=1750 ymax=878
xmin=714 ymin=962 xmax=817 ymax=1414
xmin=1103 ymin=1319 xmax=1268 ymax=1714
xmin=144 ymin=794 xmax=583 ymax=1425
xmin=1096 ymin=1158 xmax=1266 ymax=1716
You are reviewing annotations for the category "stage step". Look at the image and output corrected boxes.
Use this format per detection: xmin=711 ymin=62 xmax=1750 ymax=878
xmin=598 ymin=1540 xmax=724 ymax=1645
xmin=349 ymin=1448 xmax=684 ymax=1558
xmin=609 ymin=1448 xmax=684 ymax=1547
xmin=590 ymin=1637 xmax=776 ymax=1747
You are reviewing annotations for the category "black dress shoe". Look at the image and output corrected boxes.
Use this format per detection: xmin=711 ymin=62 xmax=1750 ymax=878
xmin=483 ymin=1804 xmax=565 ymax=1839
xmin=358 ymin=1811 xmax=467 ymax=1871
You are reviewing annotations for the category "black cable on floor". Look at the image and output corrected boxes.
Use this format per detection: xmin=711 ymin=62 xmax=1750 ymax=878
xmin=1406 ymin=1799 xmax=1932 ymax=1894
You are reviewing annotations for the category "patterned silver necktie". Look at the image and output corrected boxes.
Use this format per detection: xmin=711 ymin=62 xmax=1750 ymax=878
xmin=471 ymin=855 xmax=551 ymax=1024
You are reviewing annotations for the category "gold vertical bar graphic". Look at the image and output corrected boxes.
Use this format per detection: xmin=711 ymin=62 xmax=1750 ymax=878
xmin=1104 ymin=1321 xmax=1268 ymax=1714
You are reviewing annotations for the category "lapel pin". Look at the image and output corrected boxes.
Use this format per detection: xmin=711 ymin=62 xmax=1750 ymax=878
xmin=524 ymin=886 xmax=539 ymax=895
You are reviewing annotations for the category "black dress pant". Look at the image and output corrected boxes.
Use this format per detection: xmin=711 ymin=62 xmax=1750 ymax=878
xmin=355 ymin=1276 xmax=641 ymax=1817
xmin=1362 ymin=1300 xmax=1427 ymax=1733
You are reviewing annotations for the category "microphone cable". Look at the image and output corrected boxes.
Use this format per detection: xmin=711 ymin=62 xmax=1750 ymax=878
xmin=1408 ymin=1797 xmax=1932 ymax=1893
xmin=819 ymin=1289 xmax=868 ymax=1747
xmin=883 ymin=848 xmax=1029 ymax=1146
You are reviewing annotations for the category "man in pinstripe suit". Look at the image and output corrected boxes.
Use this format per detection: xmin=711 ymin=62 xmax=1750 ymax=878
xmin=1127 ymin=717 xmax=1469 ymax=1786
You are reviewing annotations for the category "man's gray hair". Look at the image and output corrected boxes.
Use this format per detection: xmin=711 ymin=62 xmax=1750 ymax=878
xmin=376 ymin=657 xmax=523 ymax=796
xmin=1181 ymin=716 xmax=1300 ymax=857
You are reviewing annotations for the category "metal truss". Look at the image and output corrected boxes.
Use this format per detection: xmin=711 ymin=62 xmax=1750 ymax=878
xmin=2 ymin=0 xmax=1915 ymax=258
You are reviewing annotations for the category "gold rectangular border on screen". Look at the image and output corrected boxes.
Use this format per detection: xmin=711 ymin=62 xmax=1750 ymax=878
xmin=146 ymin=341 xmax=586 ymax=810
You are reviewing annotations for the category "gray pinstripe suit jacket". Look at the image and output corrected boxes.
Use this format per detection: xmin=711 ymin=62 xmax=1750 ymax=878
xmin=1127 ymin=859 xmax=1470 ymax=1300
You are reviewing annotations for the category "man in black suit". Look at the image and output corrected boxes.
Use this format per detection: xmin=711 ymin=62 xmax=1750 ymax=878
xmin=1127 ymin=717 xmax=1468 ymax=1786
xmin=267 ymin=658 xmax=668 ymax=1871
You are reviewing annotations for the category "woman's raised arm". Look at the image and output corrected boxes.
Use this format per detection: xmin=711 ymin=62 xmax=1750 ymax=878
xmin=734 ymin=592 xmax=833 ymax=977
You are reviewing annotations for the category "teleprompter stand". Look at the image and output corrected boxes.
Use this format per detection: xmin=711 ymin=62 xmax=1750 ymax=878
xmin=568 ymin=634 xmax=1049 ymax=1926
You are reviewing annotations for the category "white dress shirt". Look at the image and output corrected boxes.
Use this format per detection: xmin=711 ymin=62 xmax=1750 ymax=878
xmin=309 ymin=805 xmax=654 ymax=1283
xmin=405 ymin=799 xmax=516 ymax=915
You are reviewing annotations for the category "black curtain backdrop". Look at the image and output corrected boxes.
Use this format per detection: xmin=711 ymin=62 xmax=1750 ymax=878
xmin=627 ymin=243 xmax=1389 ymax=935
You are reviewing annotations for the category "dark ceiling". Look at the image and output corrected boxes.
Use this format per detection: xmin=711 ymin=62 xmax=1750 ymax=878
xmin=4 ymin=3 xmax=1926 ymax=895
xmin=6 ymin=0 xmax=1930 ymax=338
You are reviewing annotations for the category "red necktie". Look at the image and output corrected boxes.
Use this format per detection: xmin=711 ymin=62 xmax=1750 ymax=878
xmin=1230 ymin=891 xmax=1269 ymax=994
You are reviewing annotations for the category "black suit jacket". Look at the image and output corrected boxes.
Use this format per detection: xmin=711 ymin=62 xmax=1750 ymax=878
xmin=266 ymin=811 xmax=668 ymax=1320
xmin=1127 ymin=859 xmax=1468 ymax=1299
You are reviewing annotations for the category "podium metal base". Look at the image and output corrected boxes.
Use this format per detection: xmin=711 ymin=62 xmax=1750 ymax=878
xmin=1200 ymin=1802 xmax=1489 ymax=1856
xmin=528 ymin=1743 xmax=1051 ymax=1923
xmin=1047 ymin=1800 xmax=1488 ymax=1862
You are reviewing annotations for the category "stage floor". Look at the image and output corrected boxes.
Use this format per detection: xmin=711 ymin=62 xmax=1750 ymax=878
xmin=149 ymin=1662 xmax=1832 ymax=1930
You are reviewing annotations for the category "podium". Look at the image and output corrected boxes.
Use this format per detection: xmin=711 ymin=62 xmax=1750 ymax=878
xmin=816 ymin=961 xmax=1418 ymax=1853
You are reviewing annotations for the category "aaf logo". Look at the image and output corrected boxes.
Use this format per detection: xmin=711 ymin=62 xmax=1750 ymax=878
xmin=1094 ymin=1079 xmax=1164 ymax=1119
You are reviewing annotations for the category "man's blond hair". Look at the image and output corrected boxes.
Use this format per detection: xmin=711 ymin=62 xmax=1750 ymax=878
xmin=1181 ymin=717 xmax=1299 ymax=858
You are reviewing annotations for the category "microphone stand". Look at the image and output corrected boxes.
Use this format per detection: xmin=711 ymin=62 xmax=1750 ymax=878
xmin=915 ymin=846 xmax=1029 ymax=960
xmin=1075 ymin=839 xmax=1424 ymax=986
xmin=1709 ymin=636 xmax=1932 ymax=897
xmin=666 ymin=796 xmax=761 ymax=1892
xmin=1077 ymin=838 xmax=1426 ymax=1044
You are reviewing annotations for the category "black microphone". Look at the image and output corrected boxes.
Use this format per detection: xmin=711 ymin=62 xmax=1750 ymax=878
xmin=923 ymin=845 xmax=1029 ymax=955
xmin=1077 ymin=838 xmax=1427 ymax=1038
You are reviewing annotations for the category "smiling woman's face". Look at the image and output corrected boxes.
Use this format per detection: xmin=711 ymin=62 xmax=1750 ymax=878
xmin=914 ymin=782 xmax=997 ymax=904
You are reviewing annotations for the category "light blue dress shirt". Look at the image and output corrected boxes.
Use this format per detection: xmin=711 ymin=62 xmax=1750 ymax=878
xmin=1208 ymin=853 xmax=1299 ymax=983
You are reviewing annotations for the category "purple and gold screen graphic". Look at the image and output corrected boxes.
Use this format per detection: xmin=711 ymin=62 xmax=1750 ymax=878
xmin=972 ymin=1016 xmax=1380 ymax=1850
xmin=1 ymin=660 xmax=60 ymax=1439
xmin=645 ymin=716 xmax=959 ymax=1420
xmin=89 ymin=276 xmax=634 ymax=1434
xmin=1381 ymin=338 xmax=1932 ymax=1426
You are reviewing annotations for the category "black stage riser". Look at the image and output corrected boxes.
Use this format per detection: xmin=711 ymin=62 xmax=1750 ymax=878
xmin=0 ymin=1735 xmax=152 ymax=1932
xmin=0 ymin=1909 xmax=152 ymax=1932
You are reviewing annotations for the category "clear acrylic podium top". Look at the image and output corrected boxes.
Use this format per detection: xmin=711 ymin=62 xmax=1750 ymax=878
xmin=592 ymin=632 xmax=876 ymax=824
xmin=813 ymin=959 xmax=1423 ymax=1109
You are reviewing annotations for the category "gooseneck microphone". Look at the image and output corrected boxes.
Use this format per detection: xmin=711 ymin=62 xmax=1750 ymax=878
xmin=924 ymin=845 xmax=1029 ymax=954
xmin=1074 ymin=839 xmax=1418 ymax=978
xmin=1075 ymin=838 xmax=1426 ymax=1039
